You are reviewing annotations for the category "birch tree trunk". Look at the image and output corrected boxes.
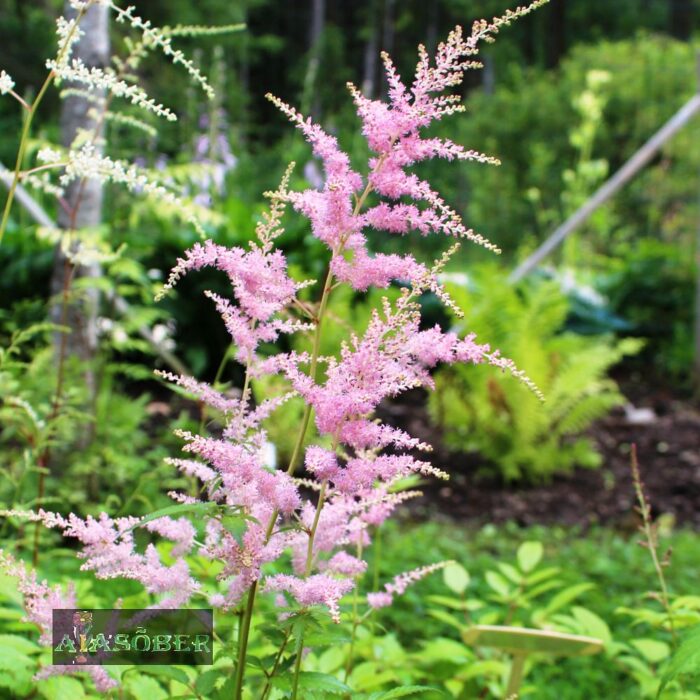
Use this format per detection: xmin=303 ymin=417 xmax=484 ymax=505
xmin=379 ymin=0 xmax=395 ymax=101
xmin=361 ymin=0 xmax=379 ymax=99
xmin=302 ymin=0 xmax=325 ymax=119
xmin=50 ymin=1 xmax=109 ymax=402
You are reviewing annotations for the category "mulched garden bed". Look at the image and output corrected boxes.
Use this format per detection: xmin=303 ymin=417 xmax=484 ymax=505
xmin=378 ymin=385 xmax=700 ymax=528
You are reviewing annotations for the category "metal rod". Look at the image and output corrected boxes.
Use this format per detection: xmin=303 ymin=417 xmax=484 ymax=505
xmin=510 ymin=93 xmax=700 ymax=283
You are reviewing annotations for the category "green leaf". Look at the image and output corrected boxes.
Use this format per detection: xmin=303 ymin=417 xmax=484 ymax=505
xmin=0 ymin=647 xmax=34 ymax=670
xmin=419 ymin=637 xmax=471 ymax=664
xmin=140 ymin=665 xmax=191 ymax=686
xmin=40 ymin=676 xmax=86 ymax=700
xmin=460 ymin=659 xmax=507 ymax=681
xmin=443 ymin=563 xmax=470 ymax=595
xmin=631 ymin=638 xmax=671 ymax=664
xmin=541 ymin=583 xmax=595 ymax=617
xmin=304 ymin=626 xmax=351 ymax=647
xmin=571 ymin=606 xmax=611 ymax=644
xmin=517 ymin=541 xmax=544 ymax=573
xmin=485 ymin=571 xmax=511 ymax=598
xmin=0 ymin=634 xmax=40 ymax=654
xmin=498 ymin=562 xmax=523 ymax=585
xmin=427 ymin=609 xmax=468 ymax=632
xmin=123 ymin=502 xmax=217 ymax=533
xmin=657 ymin=626 xmax=700 ymax=697
xmin=273 ymin=671 xmax=352 ymax=696
xmin=195 ymin=668 xmax=223 ymax=694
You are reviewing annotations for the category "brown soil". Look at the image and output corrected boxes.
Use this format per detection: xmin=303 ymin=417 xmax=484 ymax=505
xmin=378 ymin=386 xmax=700 ymax=528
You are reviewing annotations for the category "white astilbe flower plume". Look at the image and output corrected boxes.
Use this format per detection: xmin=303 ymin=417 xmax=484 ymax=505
xmin=0 ymin=70 xmax=15 ymax=95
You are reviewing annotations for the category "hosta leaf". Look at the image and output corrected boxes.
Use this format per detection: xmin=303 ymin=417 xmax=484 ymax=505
xmin=273 ymin=671 xmax=353 ymax=696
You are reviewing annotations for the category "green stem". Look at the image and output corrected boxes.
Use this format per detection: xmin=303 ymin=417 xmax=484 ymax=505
xmin=231 ymin=162 xmax=379 ymax=697
xmin=233 ymin=580 xmax=258 ymax=700
xmin=0 ymin=3 xmax=90 ymax=244
xmin=343 ymin=539 xmax=364 ymax=684
xmin=372 ymin=525 xmax=381 ymax=592
xmin=290 ymin=480 xmax=328 ymax=700
xmin=259 ymin=626 xmax=292 ymax=700
xmin=233 ymin=269 xmax=334 ymax=697
xmin=0 ymin=71 xmax=55 ymax=245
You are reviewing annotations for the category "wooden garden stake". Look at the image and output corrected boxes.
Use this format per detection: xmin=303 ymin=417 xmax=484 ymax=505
xmin=463 ymin=625 xmax=604 ymax=699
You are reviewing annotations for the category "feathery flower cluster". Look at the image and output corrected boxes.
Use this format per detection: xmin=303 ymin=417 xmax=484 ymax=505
xmin=0 ymin=70 xmax=15 ymax=95
xmin=366 ymin=562 xmax=453 ymax=609
xmin=48 ymin=56 xmax=177 ymax=121
xmin=61 ymin=144 xmax=208 ymax=235
xmin=0 ymin=551 xmax=117 ymax=691
xmin=5 ymin=4 xmax=547 ymax=689
xmin=11 ymin=1 xmax=235 ymax=239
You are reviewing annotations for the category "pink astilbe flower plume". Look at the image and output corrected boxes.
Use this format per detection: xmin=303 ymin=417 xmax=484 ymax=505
xmin=0 ymin=551 xmax=118 ymax=692
xmin=367 ymin=562 xmax=454 ymax=609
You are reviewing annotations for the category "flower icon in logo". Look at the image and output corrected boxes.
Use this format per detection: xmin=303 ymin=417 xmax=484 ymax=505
xmin=72 ymin=611 xmax=93 ymax=664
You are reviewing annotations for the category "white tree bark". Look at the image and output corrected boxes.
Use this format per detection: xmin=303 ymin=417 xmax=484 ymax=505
xmin=50 ymin=1 xmax=110 ymax=399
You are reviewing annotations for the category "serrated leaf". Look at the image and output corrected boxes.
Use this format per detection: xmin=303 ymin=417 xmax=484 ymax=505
xmin=517 ymin=541 xmax=543 ymax=573
xmin=0 ymin=647 xmax=33 ymax=670
xmin=123 ymin=673 xmax=167 ymax=700
xmin=140 ymin=665 xmax=191 ymax=686
xmin=195 ymin=668 xmax=223 ymax=694
xmin=273 ymin=671 xmax=352 ymax=695
xmin=419 ymin=637 xmax=471 ymax=663
xmin=443 ymin=563 xmax=470 ymax=595
xmin=657 ymin=626 xmax=700 ymax=697
xmin=304 ymin=625 xmax=351 ymax=647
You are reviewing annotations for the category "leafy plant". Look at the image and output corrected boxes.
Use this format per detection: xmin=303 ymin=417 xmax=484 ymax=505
xmin=429 ymin=265 xmax=642 ymax=481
